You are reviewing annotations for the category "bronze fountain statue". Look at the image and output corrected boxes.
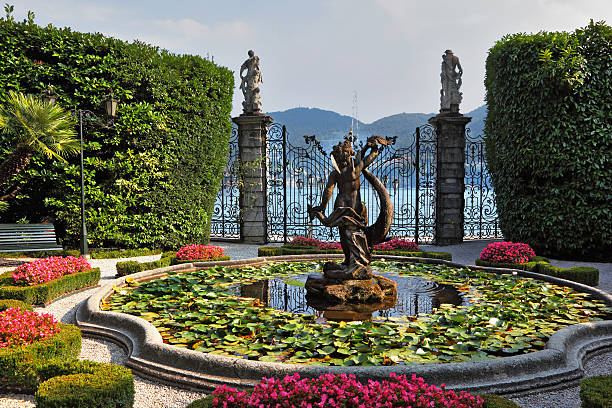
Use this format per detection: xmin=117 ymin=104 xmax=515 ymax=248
xmin=305 ymin=134 xmax=397 ymax=308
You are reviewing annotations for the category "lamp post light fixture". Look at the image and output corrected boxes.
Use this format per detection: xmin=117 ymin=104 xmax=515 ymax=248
xmin=40 ymin=85 xmax=58 ymax=105
xmin=76 ymin=91 xmax=118 ymax=256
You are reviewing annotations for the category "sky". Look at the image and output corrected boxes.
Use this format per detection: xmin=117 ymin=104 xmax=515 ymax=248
xmin=10 ymin=0 xmax=612 ymax=123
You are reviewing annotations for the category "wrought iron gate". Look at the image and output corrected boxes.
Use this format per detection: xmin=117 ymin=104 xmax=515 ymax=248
xmin=464 ymin=130 xmax=501 ymax=239
xmin=210 ymin=126 xmax=240 ymax=239
xmin=266 ymin=124 xmax=437 ymax=243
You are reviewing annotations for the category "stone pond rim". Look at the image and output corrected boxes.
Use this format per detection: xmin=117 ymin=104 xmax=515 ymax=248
xmin=75 ymin=254 xmax=612 ymax=396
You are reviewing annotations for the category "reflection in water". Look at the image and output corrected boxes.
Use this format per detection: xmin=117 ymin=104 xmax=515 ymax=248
xmin=238 ymin=272 xmax=464 ymax=322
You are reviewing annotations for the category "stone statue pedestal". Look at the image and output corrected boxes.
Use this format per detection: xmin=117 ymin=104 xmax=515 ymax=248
xmin=305 ymin=270 xmax=397 ymax=305
xmin=232 ymin=114 xmax=273 ymax=244
xmin=429 ymin=112 xmax=471 ymax=245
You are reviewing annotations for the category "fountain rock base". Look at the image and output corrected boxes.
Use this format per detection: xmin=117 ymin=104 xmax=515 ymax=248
xmin=305 ymin=262 xmax=397 ymax=304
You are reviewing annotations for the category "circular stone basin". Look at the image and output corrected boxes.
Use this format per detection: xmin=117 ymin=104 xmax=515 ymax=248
xmin=238 ymin=272 xmax=464 ymax=323
xmin=76 ymin=254 xmax=612 ymax=396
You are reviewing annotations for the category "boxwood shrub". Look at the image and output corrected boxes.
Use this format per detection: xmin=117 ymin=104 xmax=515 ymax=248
xmin=474 ymin=259 xmax=599 ymax=286
xmin=0 ymin=323 xmax=81 ymax=390
xmin=0 ymin=11 xmax=233 ymax=249
xmin=484 ymin=21 xmax=612 ymax=261
xmin=115 ymin=252 xmax=231 ymax=277
xmin=580 ymin=375 xmax=612 ymax=408
xmin=257 ymin=246 xmax=453 ymax=261
xmin=36 ymin=359 xmax=134 ymax=408
xmin=0 ymin=298 xmax=33 ymax=311
xmin=0 ymin=268 xmax=101 ymax=305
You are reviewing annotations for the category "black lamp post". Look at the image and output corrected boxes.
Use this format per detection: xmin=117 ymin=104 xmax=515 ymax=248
xmin=76 ymin=92 xmax=118 ymax=256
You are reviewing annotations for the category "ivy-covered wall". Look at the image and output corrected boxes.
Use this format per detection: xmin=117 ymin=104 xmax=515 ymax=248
xmin=0 ymin=12 xmax=234 ymax=248
xmin=485 ymin=21 xmax=611 ymax=260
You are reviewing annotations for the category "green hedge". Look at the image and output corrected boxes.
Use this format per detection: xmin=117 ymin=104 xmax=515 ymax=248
xmin=0 ymin=248 xmax=161 ymax=259
xmin=0 ymin=10 xmax=234 ymax=249
xmin=0 ymin=267 xmax=101 ymax=304
xmin=186 ymin=393 xmax=519 ymax=408
xmin=0 ymin=249 xmax=79 ymax=258
xmin=0 ymin=323 xmax=81 ymax=390
xmin=115 ymin=252 xmax=231 ymax=276
xmin=475 ymin=259 xmax=599 ymax=286
xmin=36 ymin=359 xmax=134 ymax=408
xmin=580 ymin=375 xmax=612 ymax=408
xmin=484 ymin=21 xmax=612 ymax=261
xmin=258 ymin=246 xmax=453 ymax=261
xmin=0 ymin=298 xmax=32 ymax=311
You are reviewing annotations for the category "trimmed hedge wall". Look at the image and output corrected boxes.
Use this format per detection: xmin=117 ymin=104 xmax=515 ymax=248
xmin=258 ymin=246 xmax=453 ymax=261
xmin=0 ymin=298 xmax=32 ymax=311
xmin=580 ymin=375 xmax=612 ymax=408
xmin=115 ymin=252 xmax=230 ymax=276
xmin=0 ymin=11 xmax=234 ymax=249
xmin=0 ymin=267 xmax=101 ymax=304
xmin=36 ymin=359 xmax=134 ymax=408
xmin=484 ymin=21 xmax=612 ymax=261
xmin=0 ymin=323 xmax=81 ymax=390
xmin=0 ymin=248 xmax=161 ymax=259
xmin=474 ymin=259 xmax=599 ymax=286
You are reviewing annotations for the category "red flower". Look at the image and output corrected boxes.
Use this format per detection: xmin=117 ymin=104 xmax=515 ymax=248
xmin=176 ymin=244 xmax=225 ymax=261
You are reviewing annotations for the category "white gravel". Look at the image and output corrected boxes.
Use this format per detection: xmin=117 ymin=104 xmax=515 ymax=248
xmin=1 ymin=250 xmax=611 ymax=408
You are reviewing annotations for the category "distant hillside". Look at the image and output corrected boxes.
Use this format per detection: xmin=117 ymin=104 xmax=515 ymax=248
xmin=265 ymin=105 xmax=487 ymax=149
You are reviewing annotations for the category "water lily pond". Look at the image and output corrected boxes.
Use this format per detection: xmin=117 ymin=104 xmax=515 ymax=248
xmin=102 ymin=261 xmax=611 ymax=366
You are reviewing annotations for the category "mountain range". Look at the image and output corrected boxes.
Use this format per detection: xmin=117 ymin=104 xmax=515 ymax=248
xmin=265 ymin=105 xmax=487 ymax=149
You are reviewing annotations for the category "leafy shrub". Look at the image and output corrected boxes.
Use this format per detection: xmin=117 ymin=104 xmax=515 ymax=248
xmin=36 ymin=360 xmax=134 ymax=408
xmin=176 ymin=244 xmax=225 ymax=261
xmin=257 ymin=246 xmax=453 ymax=261
xmin=89 ymin=248 xmax=162 ymax=259
xmin=208 ymin=373 xmax=483 ymax=407
xmin=12 ymin=256 xmax=92 ymax=286
xmin=0 ymin=308 xmax=60 ymax=348
xmin=289 ymin=236 xmax=322 ymax=247
xmin=485 ymin=21 xmax=612 ymax=260
xmin=0 ymin=323 xmax=81 ymax=389
xmin=0 ymin=11 xmax=233 ymax=249
xmin=115 ymin=254 xmax=175 ymax=277
xmin=580 ymin=375 xmax=612 ymax=408
xmin=479 ymin=242 xmax=536 ymax=264
xmin=0 ymin=267 xmax=100 ymax=304
xmin=480 ymin=394 xmax=521 ymax=408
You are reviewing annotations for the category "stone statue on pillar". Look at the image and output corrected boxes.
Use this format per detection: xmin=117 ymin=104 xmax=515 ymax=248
xmin=440 ymin=49 xmax=463 ymax=113
xmin=239 ymin=50 xmax=262 ymax=115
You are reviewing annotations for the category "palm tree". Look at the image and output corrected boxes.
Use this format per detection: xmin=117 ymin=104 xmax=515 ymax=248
xmin=0 ymin=90 xmax=79 ymax=188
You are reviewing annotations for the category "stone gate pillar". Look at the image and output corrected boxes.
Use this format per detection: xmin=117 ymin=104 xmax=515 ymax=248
xmin=232 ymin=114 xmax=273 ymax=244
xmin=429 ymin=113 xmax=471 ymax=245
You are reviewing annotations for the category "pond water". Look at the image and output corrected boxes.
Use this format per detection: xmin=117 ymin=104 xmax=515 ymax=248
xmin=236 ymin=271 xmax=465 ymax=323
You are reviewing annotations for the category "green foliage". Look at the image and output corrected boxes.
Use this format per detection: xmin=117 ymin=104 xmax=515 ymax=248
xmin=35 ymin=360 xmax=134 ymax=408
xmin=172 ymin=255 xmax=230 ymax=264
xmin=0 ymin=267 xmax=100 ymax=304
xmin=185 ymin=396 xmax=214 ymax=408
xmin=115 ymin=251 xmax=230 ymax=276
xmin=0 ymin=298 xmax=32 ymax=311
xmin=0 ymin=249 xmax=79 ymax=258
xmin=484 ymin=21 xmax=612 ymax=260
xmin=0 ymin=323 xmax=81 ymax=389
xmin=474 ymin=259 xmax=599 ymax=286
xmin=0 ymin=11 xmax=234 ymax=249
xmin=580 ymin=375 xmax=612 ymax=408
xmin=89 ymin=247 xmax=162 ymax=259
xmin=480 ymin=394 xmax=521 ymax=408
xmin=103 ymin=261 xmax=610 ymax=366
xmin=257 ymin=246 xmax=453 ymax=261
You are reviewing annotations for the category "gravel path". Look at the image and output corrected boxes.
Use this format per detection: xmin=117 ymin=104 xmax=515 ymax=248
xmin=0 ymin=243 xmax=610 ymax=408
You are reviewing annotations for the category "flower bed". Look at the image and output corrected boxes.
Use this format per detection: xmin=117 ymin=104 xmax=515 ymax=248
xmin=115 ymin=248 xmax=231 ymax=277
xmin=260 ymin=236 xmax=451 ymax=261
xmin=12 ymin=256 xmax=92 ymax=286
xmin=475 ymin=242 xmax=599 ymax=286
xmin=103 ymin=261 xmax=610 ymax=366
xmin=479 ymin=242 xmax=536 ymax=264
xmin=0 ymin=308 xmax=60 ymax=348
xmin=177 ymin=244 xmax=225 ymax=261
xmin=0 ymin=262 xmax=101 ymax=305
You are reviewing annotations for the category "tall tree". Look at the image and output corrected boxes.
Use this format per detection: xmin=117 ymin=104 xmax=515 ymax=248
xmin=0 ymin=91 xmax=79 ymax=194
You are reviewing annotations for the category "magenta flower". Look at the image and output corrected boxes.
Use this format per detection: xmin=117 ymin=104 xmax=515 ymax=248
xmin=290 ymin=236 xmax=322 ymax=247
xmin=12 ymin=256 xmax=92 ymax=286
xmin=479 ymin=242 xmax=536 ymax=264
xmin=0 ymin=308 xmax=60 ymax=348
xmin=176 ymin=244 xmax=225 ymax=261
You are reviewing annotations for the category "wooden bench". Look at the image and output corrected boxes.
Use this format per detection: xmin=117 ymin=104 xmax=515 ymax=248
xmin=0 ymin=223 xmax=63 ymax=252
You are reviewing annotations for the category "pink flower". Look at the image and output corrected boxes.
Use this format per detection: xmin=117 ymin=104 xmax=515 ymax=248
xmin=290 ymin=236 xmax=322 ymax=247
xmin=479 ymin=242 xmax=536 ymax=264
xmin=317 ymin=241 xmax=342 ymax=250
xmin=373 ymin=238 xmax=419 ymax=252
xmin=12 ymin=256 xmax=92 ymax=286
xmin=0 ymin=308 xmax=60 ymax=348
xmin=176 ymin=244 xmax=225 ymax=261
